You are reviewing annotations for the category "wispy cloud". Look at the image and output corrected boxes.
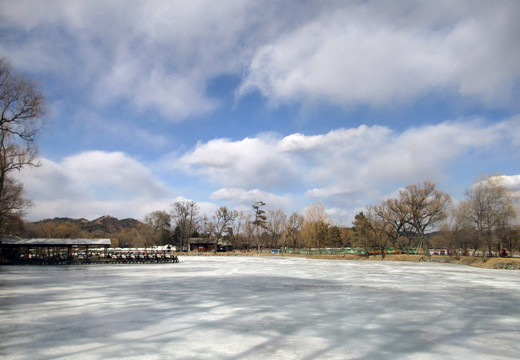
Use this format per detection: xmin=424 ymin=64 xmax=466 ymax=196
xmin=239 ymin=2 xmax=520 ymax=109
xmin=2 ymin=1 xmax=519 ymax=121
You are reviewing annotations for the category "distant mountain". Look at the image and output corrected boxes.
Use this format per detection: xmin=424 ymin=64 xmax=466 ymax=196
xmin=85 ymin=215 xmax=142 ymax=233
xmin=31 ymin=215 xmax=143 ymax=235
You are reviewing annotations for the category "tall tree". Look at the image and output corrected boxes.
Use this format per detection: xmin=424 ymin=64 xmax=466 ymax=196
xmin=265 ymin=209 xmax=287 ymax=249
xmin=383 ymin=198 xmax=411 ymax=248
xmin=366 ymin=204 xmax=392 ymax=259
xmin=198 ymin=214 xmax=211 ymax=238
xmin=116 ymin=224 xmax=154 ymax=248
xmin=460 ymin=176 xmax=516 ymax=256
xmin=399 ymin=180 xmax=452 ymax=256
xmin=212 ymin=206 xmax=238 ymax=252
xmin=0 ymin=58 xmax=46 ymax=234
xmin=144 ymin=210 xmax=172 ymax=245
xmin=352 ymin=211 xmax=373 ymax=257
xmin=284 ymin=212 xmax=304 ymax=249
xmin=499 ymin=226 xmax=520 ymax=257
xmin=0 ymin=177 xmax=31 ymax=234
xmin=327 ymin=225 xmax=344 ymax=248
xmin=170 ymin=200 xmax=200 ymax=251
xmin=236 ymin=211 xmax=254 ymax=250
xmin=449 ymin=201 xmax=478 ymax=255
xmin=252 ymin=201 xmax=267 ymax=252
xmin=302 ymin=202 xmax=330 ymax=253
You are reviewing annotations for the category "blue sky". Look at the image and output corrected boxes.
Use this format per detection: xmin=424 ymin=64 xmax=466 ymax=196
xmin=1 ymin=0 xmax=519 ymax=224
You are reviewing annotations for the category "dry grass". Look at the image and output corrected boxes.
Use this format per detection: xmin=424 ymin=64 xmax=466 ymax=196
xmin=302 ymin=253 xmax=520 ymax=269
xmin=453 ymin=256 xmax=520 ymax=269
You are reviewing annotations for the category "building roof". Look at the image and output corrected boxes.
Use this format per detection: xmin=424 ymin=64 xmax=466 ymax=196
xmin=189 ymin=238 xmax=232 ymax=245
xmin=189 ymin=238 xmax=217 ymax=245
xmin=0 ymin=238 xmax=112 ymax=246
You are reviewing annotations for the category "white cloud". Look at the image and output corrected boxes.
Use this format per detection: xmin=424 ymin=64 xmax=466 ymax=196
xmin=210 ymin=188 xmax=292 ymax=210
xmin=17 ymin=151 xmax=173 ymax=221
xmin=11 ymin=118 xmax=520 ymax=223
xmin=178 ymin=136 xmax=298 ymax=189
xmin=239 ymin=1 xmax=520 ymax=108
xmin=489 ymin=175 xmax=520 ymax=200
xmin=177 ymin=118 xmax=519 ymax=218
xmin=499 ymin=175 xmax=520 ymax=190
xmin=305 ymin=187 xmax=366 ymax=201
xmin=2 ymin=1 xmax=518 ymax=122
xmin=0 ymin=0 xmax=265 ymax=120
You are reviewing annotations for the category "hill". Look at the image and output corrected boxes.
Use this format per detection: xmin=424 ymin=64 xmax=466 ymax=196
xmin=30 ymin=215 xmax=143 ymax=236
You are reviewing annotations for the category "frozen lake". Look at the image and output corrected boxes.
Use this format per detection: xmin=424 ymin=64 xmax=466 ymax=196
xmin=1 ymin=256 xmax=519 ymax=359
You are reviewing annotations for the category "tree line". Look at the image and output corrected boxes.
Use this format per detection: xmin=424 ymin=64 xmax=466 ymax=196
xmin=101 ymin=176 xmax=520 ymax=258
xmin=119 ymin=200 xmax=353 ymax=251
xmin=353 ymin=178 xmax=518 ymax=258
xmin=18 ymin=176 xmax=520 ymax=259
xmin=150 ymin=177 xmax=517 ymax=257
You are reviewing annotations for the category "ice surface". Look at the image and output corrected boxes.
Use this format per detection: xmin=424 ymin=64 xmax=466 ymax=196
xmin=1 ymin=257 xmax=519 ymax=359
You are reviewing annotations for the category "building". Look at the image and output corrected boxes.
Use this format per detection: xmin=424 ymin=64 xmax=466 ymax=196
xmin=188 ymin=238 xmax=233 ymax=252
xmin=0 ymin=238 xmax=112 ymax=264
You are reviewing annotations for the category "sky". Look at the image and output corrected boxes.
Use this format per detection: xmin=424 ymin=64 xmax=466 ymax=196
xmin=1 ymin=0 xmax=519 ymax=224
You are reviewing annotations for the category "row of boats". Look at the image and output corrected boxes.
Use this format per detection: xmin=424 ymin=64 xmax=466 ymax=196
xmin=101 ymin=251 xmax=180 ymax=263
xmin=13 ymin=251 xmax=180 ymax=265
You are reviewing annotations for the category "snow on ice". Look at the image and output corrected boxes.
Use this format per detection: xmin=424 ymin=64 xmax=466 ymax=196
xmin=1 ymin=256 xmax=519 ymax=359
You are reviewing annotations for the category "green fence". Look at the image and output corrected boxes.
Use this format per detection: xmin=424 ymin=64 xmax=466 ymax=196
xmin=285 ymin=247 xmax=365 ymax=255
xmin=284 ymin=247 xmax=424 ymax=255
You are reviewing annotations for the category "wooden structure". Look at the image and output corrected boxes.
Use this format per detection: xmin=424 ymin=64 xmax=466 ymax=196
xmin=189 ymin=238 xmax=233 ymax=252
xmin=0 ymin=238 xmax=111 ymax=264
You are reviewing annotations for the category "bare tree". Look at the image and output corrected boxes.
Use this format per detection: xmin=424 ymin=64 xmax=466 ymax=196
xmin=0 ymin=177 xmax=32 ymax=233
xmin=117 ymin=225 xmax=155 ymax=248
xmin=399 ymin=180 xmax=452 ymax=257
xmin=265 ymin=209 xmax=287 ymax=249
xmin=198 ymin=214 xmax=211 ymax=238
xmin=284 ymin=212 xmax=304 ymax=249
xmin=302 ymin=202 xmax=330 ymax=253
xmin=449 ymin=202 xmax=478 ymax=255
xmin=366 ymin=204 xmax=392 ymax=259
xmin=236 ymin=211 xmax=254 ymax=250
xmin=0 ymin=58 xmax=46 ymax=233
xmin=212 ymin=206 xmax=238 ymax=252
xmin=143 ymin=210 xmax=172 ymax=245
xmin=170 ymin=200 xmax=200 ymax=251
xmin=499 ymin=226 xmax=520 ymax=257
xmin=460 ymin=176 xmax=516 ymax=256
xmin=383 ymin=198 xmax=412 ymax=248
